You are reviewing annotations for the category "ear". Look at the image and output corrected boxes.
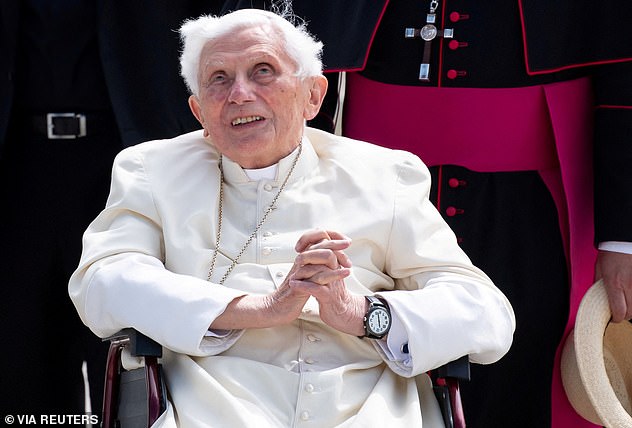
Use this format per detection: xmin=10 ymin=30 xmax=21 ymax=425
xmin=188 ymin=95 xmax=203 ymax=124
xmin=303 ymin=75 xmax=328 ymax=121
xmin=188 ymin=95 xmax=210 ymax=137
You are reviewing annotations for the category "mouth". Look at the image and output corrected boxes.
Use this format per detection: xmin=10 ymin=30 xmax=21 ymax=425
xmin=231 ymin=115 xmax=264 ymax=126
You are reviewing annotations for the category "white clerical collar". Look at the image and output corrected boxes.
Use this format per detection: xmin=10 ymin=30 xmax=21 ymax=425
xmin=244 ymin=164 xmax=278 ymax=181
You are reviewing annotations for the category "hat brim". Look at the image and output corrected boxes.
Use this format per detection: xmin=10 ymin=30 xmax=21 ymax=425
xmin=561 ymin=280 xmax=632 ymax=427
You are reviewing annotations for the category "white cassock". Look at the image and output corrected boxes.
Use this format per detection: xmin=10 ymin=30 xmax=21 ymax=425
xmin=69 ymin=127 xmax=515 ymax=427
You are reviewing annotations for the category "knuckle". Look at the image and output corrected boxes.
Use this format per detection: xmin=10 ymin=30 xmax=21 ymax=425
xmin=295 ymin=253 xmax=307 ymax=265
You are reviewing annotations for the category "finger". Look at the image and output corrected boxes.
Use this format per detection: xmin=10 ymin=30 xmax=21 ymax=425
xmin=300 ymin=231 xmax=352 ymax=268
xmin=295 ymin=229 xmax=352 ymax=252
xmin=309 ymin=267 xmax=350 ymax=285
xmin=290 ymin=263 xmax=332 ymax=280
xmin=602 ymin=277 xmax=629 ymax=323
xmin=307 ymin=242 xmax=352 ymax=268
xmin=322 ymin=230 xmax=351 ymax=241
xmin=291 ymin=267 xmax=351 ymax=286
xmin=622 ymin=284 xmax=632 ymax=321
xmin=295 ymin=229 xmax=333 ymax=252
xmin=302 ymin=280 xmax=351 ymax=304
xmin=296 ymin=248 xmax=343 ymax=270
xmin=334 ymin=249 xmax=352 ymax=268
xmin=290 ymin=277 xmax=350 ymax=297
xmin=308 ymin=239 xmax=351 ymax=252
xmin=607 ymin=288 xmax=627 ymax=323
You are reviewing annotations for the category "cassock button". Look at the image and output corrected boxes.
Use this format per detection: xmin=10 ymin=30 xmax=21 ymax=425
xmin=450 ymin=11 xmax=470 ymax=22
xmin=262 ymin=247 xmax=272 ymax=255
xmin=300 ymin=411 xmax=310 ymax=421
xmin=305 ymin=357 xmax=315 ymax=364
xmin=263 ymin=231 xmax=273 ymax=237
xmin=306 ymin=334 xmax=320 ymax=342
xmin=447 ymin=69 xmax=467 ymax=79
xmin=448 ymin=178 xmax=467 ymax=188
xmin=264 ymin=184 xmax=273 ymax=191
xmin=305 ymin=383 xmax=315 ymax=393
xmin=446 ymin=206 xmax=464 ymax=217
xmin=448 ymin=40 xmax=468 ymax=50
xmin=275 ymin=271 xmax=284 ymax=278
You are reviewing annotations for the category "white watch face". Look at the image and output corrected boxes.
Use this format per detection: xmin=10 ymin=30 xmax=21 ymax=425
xmin=367 ymin=307 xmax=390 ymax=335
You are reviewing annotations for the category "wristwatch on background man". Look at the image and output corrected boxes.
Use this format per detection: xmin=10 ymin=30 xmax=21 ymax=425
xmin=360 ymin=295 xmax=392 ymax=339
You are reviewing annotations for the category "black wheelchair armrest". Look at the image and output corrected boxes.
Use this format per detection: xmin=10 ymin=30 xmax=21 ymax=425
xmin=433 ymin=355 xmax=470 ymax=428
xmin=105 ymin=328 xmax=162 ymax=358
xmin=435 ymin=355 xmax=470 ymax=381
xmin=102 ymin=329 xmax=166 ymax=428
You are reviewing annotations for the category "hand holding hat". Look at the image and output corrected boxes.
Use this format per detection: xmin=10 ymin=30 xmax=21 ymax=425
xmin=595 ymin=250 xmax=632 ymax=323
xmin=561 ymin=280 xmax=632 ymax=427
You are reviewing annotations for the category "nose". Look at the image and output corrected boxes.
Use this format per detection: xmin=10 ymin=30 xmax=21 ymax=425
xmin=227 ymin=76 xmax=255 ymax=104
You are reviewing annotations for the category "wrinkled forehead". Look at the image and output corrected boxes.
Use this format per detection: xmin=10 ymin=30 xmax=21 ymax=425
xmin=199 ymin=24 xmax=296 ymax=73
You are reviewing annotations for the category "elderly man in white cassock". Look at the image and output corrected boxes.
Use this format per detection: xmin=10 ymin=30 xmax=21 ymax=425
xmin=69 ymin=6 xmax=515 ymax=427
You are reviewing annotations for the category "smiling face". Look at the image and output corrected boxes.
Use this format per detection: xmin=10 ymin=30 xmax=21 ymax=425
xmin=188 ymin=24 xmax=327 ymax=169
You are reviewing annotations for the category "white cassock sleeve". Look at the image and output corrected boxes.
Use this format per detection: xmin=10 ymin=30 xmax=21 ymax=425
xmin=370 ymin=153 xmax=515 ymax=377
xmin=68 ymin=146 xmax=247 ymax=356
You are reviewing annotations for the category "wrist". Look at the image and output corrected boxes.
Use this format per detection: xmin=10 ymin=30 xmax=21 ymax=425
xmin=262 ymin=294 xmax=296 ymax=326
xmin=359 ymin=296 xmax=392 ymax=339
xmin=355 ymin=296 xmax=370 ymax=336
xmin=212 ymin=294 xmax=285 ymax=330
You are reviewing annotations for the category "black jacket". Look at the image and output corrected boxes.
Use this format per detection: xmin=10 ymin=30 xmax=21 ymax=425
xmin=0 ymin=0 xmax=218 ymax=151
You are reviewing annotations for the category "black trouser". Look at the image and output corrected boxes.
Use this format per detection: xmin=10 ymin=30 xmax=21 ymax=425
xmin=0 ymin=114 xmax=121 ymax=415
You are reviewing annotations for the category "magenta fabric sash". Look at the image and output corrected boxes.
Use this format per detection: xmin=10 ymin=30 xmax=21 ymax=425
xmin=343 ymin=74 xmax=560 ymax=172
xmin=343 ymin=73 xmax=598 ymax=428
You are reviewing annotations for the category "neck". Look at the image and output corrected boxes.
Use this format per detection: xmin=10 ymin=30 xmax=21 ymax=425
xmin=225 ymin=139 xmax=303 ymax=170
xmin=244 ymin=164 xmax=278 ymax=181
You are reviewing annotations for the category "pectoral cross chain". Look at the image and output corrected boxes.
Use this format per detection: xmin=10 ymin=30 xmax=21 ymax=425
xmin=405 ymin=7 xmax=453 ymax=81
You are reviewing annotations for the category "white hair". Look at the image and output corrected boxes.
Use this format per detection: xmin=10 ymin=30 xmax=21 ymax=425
xmin=179 ymin=8 xmax=324 ymax=96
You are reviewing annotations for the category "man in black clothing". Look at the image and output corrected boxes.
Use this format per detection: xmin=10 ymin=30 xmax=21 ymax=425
xmin=0 ymin=0 xmax=218 ymax=415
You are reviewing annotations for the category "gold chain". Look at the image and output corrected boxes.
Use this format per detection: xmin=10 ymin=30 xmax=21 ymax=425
xmin=207 ymin=142 xmax=303 ymax=285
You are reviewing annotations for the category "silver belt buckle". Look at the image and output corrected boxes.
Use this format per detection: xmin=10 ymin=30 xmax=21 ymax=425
xmin=46 ymin=113 xmax=87 ymax=139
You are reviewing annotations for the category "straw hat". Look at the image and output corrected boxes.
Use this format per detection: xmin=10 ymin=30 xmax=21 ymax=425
xmin=561 ymin=280 xmax=632 ymax=427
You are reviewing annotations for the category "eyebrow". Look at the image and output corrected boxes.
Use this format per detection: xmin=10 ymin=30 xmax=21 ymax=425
xmin=204 ymin=47 xmax=281 ymax=68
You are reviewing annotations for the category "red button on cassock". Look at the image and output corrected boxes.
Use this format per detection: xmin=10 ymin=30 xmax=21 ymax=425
xmin=447 ymin=69 xmax=467 ymax=79
xmin=448 ymin=178 xmax=467 ymax=188
xmin=449 ymin=11 xmax=470 ymax=22
xmin=448 ymin=40 xmax=468 ymax=50
xmin=446 ymin=206 xmax=464 ymax=217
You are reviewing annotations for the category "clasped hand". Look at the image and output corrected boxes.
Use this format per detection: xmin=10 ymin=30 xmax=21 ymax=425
xmin=210 ymin=229 xmax=368 ymax=337
xmin=283 ymin=229 xmax=367 ymax=336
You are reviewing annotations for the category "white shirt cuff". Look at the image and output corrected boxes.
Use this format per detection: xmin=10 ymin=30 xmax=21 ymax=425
xmin=371 ymin=304 xmax=412 ymax=367
xmin=204 ymin=329 xmax=232 ymax=338
xmin=598 ymin=241 xmax=632 ymax=255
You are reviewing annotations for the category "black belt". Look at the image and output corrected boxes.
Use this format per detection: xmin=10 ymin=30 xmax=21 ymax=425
xmin=26 ymin=112 xmax=117 ymax=139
